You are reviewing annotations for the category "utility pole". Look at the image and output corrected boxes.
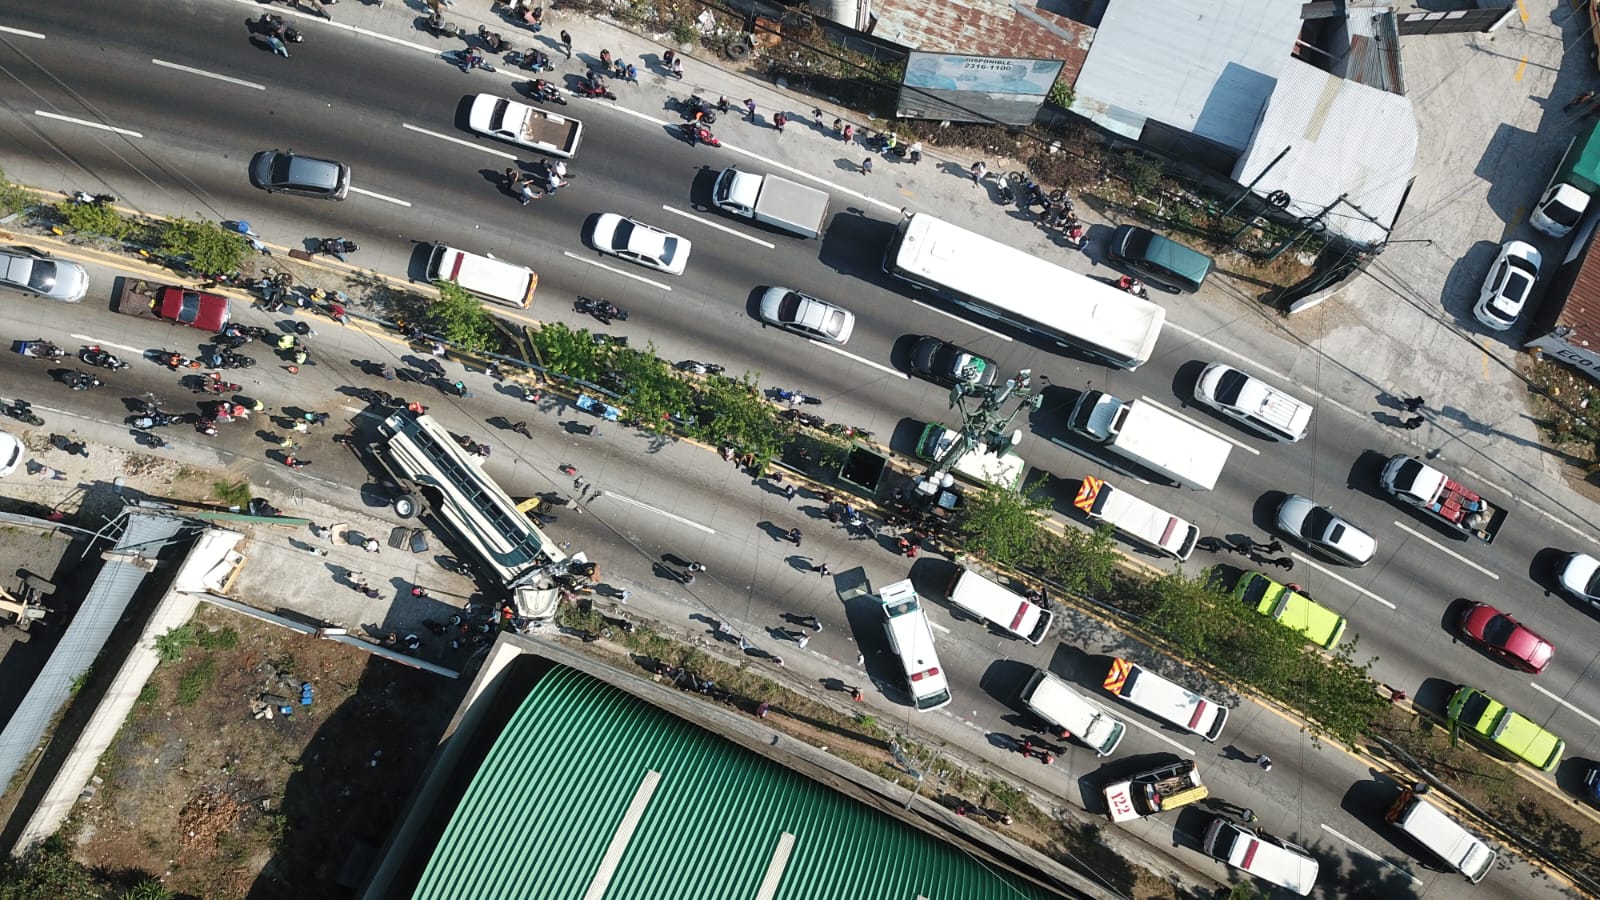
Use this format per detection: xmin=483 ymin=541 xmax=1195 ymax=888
xmin=914 ymin=369 xmax=1045 ymax=497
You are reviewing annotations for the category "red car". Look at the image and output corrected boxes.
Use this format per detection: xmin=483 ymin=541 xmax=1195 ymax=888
xmin=1458 ymin=602 xmax=1554 ymax=674
xmin=154 ymin=285 xmax=230 ymax=331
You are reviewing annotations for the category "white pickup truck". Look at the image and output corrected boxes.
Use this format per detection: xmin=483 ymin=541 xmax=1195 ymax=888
xmin=1379 ymin=455 xmax=1507 ymax=543
xmin=467 ymin=93 xmax=583 ymax=159
xmin=1104 ymin=760 xmax=1207 ymax=822
xmin=711 ymin=167 xmax=831 ymax=239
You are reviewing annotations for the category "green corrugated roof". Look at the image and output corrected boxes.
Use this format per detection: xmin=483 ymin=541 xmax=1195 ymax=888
xmin=413 ymin=664 xmax=1053 ymax=900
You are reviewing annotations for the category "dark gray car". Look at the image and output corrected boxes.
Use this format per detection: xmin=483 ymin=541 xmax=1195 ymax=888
xmin=908 ymin=336 xmax=998 ymax=387
xmin=249 ymin=150 xmax=350 ymax=200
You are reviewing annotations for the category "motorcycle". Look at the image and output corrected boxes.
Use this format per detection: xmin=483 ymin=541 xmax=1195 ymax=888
xmin=679 ymin=96 xmax=717 ymax=124
xmin=16 ymin=340 xmax=64 ymax=362
xmin=780 ymin=408 xmax=825 ymax=429
xmin=478 ymin=25 xmax=510 ymax=53
xmin=1116 ymin=276 xmax=1150 ymax=300
xmin=129 ymin=410 xmax=179 ymax=429
xmin=426 ymin=12 xmax=462 ymax=38
xmin=773 ymin=388 xmax=822 ymax=406
xmin=134 ymin=431 xmax=169 ymax=449
xmin=79 ymin=345 xmax=129 ymax=371
xmin=204 ymin=350 xmax=255 ymax=370
xmin=677 ymin=360 xmax=725 ymax=376
xmin=506 ymin=48 xmax=552 ymax=72
xmin=201 ymin=375 xmax=242 ymax=395
xmin=575 ymin=296 xmax=628 ymax=323
xmin=70 ymin=190 xmax=116 ymax=206
xmin=446 ymin=48 xmax=497 ymax=73
xmin=681 ymin=122 xmax=720 ymax=147
xmin=2 ymin=400 xmax=43 ymax=427
xmin=155 ymin=350 xmax=202 ymax=370
xmin=574 ymin=75 xmax=616 ymax=101
xmin=256 ymin=14 xmax=303 ymax=43
xmin=315 ymin=237 xmax=359 ymax=260
xmin=528 ymin=79 xmax=567 ymax=105
xmin=58 ymin=370 xmax=102 ymax=391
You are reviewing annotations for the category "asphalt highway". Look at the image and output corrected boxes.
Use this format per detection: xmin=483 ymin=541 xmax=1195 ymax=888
xmin=2 ymin=2 xmax=1597 ymax=896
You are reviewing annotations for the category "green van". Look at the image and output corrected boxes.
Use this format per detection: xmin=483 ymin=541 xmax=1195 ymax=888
xmin=1109 ymin=225 xmax=1213 ymax=294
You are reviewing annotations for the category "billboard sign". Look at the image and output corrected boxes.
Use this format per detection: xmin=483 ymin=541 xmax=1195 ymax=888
xmin=896 ymin=52 xmax=1064 ymax=126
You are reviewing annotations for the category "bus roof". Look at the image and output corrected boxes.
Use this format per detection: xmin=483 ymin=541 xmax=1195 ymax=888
xmin=891 ymin=214 xmax=1165 ymax=367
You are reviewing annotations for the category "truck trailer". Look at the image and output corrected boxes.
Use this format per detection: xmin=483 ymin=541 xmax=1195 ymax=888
xmin=1073 ymin=476 xmax=1198 ymax=560
xmin=1066 ymin=390 xmax=1232 ymax=490
xmin=711 ymin=167 xmax=831 ymax=239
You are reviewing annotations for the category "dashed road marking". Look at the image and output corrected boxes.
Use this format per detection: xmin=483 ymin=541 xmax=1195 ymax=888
xmin=1391 ymin=522 xmax=1499 ymax=580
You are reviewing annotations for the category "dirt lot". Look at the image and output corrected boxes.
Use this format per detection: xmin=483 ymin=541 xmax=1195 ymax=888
xmin=67 ymin=605 xmax=464 ymax=899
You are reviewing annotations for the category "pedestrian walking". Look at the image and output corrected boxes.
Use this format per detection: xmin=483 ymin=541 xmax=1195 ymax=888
xmin=1565 ymin=90 xmax=1597 ymax=112
xmin=1256 ymin=753 xmax=1273 ymax=772
xmin=783 ymin=484 xmax=798 ymax=502
xmin=1196 ymin=536 xmax=1224 ymax=553
xmin=738 ymin=636 xmax=752 ymax=652
xmin=773 ymin=112 xmax=786 ymax=133
xmin=1401 ymin=415 xmax=1425 ymax=430
xmin=310 ymin=523 xmax=332 ymax=541
xmin=362 ymin=537 xmax=381 ymax=554
xmin=304 ymin=545 xmax=329 ymax=557
xmin=816 ymin=562 xmax=830 ymax=577
xmin=861 ymin=157 xmax=872 ymax=176
xmin=1402 ymin=395 xmax=1425 ymax=412
xmin=842 ymin=123 xmax=854 ymax=144
xmin=520 ymin=180 xmax=538 ymax=205
xmin=559 ymin=29 xmax=573 ymax=58
xmin=788 ymin=527 xmax=802 ymax=546
xmin=811 ymin=107 xmax=823 ymax=125
xmin=799 ymin=614 xmax=823 ymax=631
xmin=792 ymin=630 xmax=810 ymax=649
xmin=832 ymin=117 xmax=843 ymax=134
xmin=600 ymin=49 xmax=612 ymax=69
xmin=682 ymin=571 xmax=696 ymax=585
xmin=284 ymin=456 xmax=308 ymax=470
xmin=266 ymin=34 xmax=290 ymax=58
xmin=35 ymin=465 xmax=65 ymax=481
xmin=744 ymin=98 xmax=757 ymax=121
xmin=670 ymin=57 xmax=683 ymax=79
xmin=625 ymin=63 xmax=638 ymax=83
xmin=971 ymin=161 xmax=987 ymax=185
xmin=511 ymin=421 xmax=531 ymax=438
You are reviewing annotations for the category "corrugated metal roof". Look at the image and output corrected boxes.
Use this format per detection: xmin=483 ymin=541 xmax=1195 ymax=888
xmin=0 ymin=512 xmax=187 ymax=786
xmin=869 ymin=0 xmax=1094 ymax=83
xmin=1231 ymin=58 xmax=1417 ymax=247
xmin=1071 ymin=0 xmax=1306 ymax=149
xmin=413 ymin=664 xmax=1055 ymax=900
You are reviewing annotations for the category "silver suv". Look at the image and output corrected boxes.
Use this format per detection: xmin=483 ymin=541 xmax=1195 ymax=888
xmin=1193 ymin=362 xmax=1312 ymax=442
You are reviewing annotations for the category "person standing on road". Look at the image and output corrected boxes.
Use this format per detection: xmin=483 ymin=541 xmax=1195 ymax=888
xmin=1401 ymin=415 xmax=1424 ymax=430
xmin=773 ymin=112 xmax=786 ymax=133
xmin=1402 ymin=395 xmax=1425 ymax=412
xmin=1255 ymin=754 xmax=1273 ymax=772
xmin=788 ymin=527 xmax=802 ymax=547
xmin=744 ymin=98 xmax=757 ymax=121
xmin=670 ymin=57 xmax=683 ymax=79
xmin=971 ymin=161 xmax=987 ymax=185
xmin=560 ymin=29 xmax=573 ymax=59
xmin=861 ymin=157 xmax=873 ymax=176
xmin=842 ymin=123 xmax=854 ymax=144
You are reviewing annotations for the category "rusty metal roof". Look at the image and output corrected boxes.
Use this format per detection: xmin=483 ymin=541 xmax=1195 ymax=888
xmin=869 ymin=0 xmax=1094 ymax=85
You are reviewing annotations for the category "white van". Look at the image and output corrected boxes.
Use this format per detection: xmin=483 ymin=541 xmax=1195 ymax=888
xmin=1102 ymin=658 xmax=1228 ymax=741
xmin=1020 ymin=668 xmax=1126 ymax=756
xmin=1386 ymin=786 xmax=1496 ymax=883
xmin=1203 ymin=817 xmax=1318 ymax=896
xmin=879 ymin=580 xmax=951 ymax=711
xmin=944 ymin=566 xmax=1053 ymax=645
xmin=1073 ymin=476 xmax=1199 ymax=560
xmin=426 ymin=244 xmax=538 ymax=309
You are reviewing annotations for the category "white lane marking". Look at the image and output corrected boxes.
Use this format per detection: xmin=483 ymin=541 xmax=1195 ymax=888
xmin=69 ymin=335 xmax=142 ymax=354
xmin=1529 ymin=683 xmax=1600 ymax=731
xmin=600 ymin=491 xmax=714 ymax=533
xmin=1137 ymin=395 xmax=1259 ymax=456
xmin=1320 ymin=824 xmax=1421 ymax=885
xmin=819 ymin=343 xmax=907 ymax=379
xmin=928 ymin=619 xmax=951 ymax=634
xmin=1390 ymin=521 xmax=1500 ymax=580
xmin=562 ymin=250 xmax=672 ymax=291
xmin=151 ymin=59 xmax=265 ymax=90
xmin=658 ymin=205 xmax=775 ymax=248
xmin=0 ymin=26 xmax=45 ymax=39
xmin=1117 ymin=714 xmax=1195 ymax=756
xmin=1453 ymin=462 xmax=1600 ymax=551
xmin=910 ymin=299 xmax=1013 ymax=341
xmin=1292 ymin=554 xmax=1395 ymax=610
xmin=401 ymin=122 xmax=516 ymax=158
xmin=348 ymin=186 xmax=412 ymax=207
xmin=1161 ymin=322 xmax=1325 ymax=401
xmin=34 ymin=111 xmax=142 ymax=138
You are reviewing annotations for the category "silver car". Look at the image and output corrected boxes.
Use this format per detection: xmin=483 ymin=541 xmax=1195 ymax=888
xmin=0 ymin=246 xmax=88 ymax=303
xmin=757 ymin=286 xmax=855 ymax=345
xmin=1275 ymin=494 xmax=1375 ymax=566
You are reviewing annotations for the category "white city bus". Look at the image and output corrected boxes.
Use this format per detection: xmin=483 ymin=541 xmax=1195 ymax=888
xmin=883 ymin=212 xmax=1166 ymax=369
xmin=879 ymin=579 xmax=951 ymax=711
xmin=371 ymin=410 xmax=570 ymax=620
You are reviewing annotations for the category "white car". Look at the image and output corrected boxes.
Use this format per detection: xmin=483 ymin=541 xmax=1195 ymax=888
xmin=757 ymin=286 xmax=856 ymax=345
xmin=1193 ymin=362 xmax=1313 ymax=443
xmin=591 ymin=214 xmax=690 ymax=275
xmin=0 ymin=430 xmax=19 ymax=477
xmin=1473 ymin=240 xmax=1540 ymax=331
xmin=1531 ymin=183 xmax=1588 ymax=238
xmin=1558 ymin=552 xmax=1600 ymax=606
xmin=0 ymin=246 xmax=89 ymax=303
xmin=1275 ymin=494 xmax=1376 ymax=567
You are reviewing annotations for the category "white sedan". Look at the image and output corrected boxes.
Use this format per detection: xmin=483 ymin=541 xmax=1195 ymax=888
xmin=591 ymin=214 xmax=690 ymax=275
xmin=1558 ymin=552 xmax=1600 ymax=606
xmin=1472 ymin=240 xmax=1540 ymax=331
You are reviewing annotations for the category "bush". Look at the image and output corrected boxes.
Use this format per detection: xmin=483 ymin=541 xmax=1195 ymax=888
xmin=0 ymin=167 xmax=33 ymax=218
xmin=56 ymin=199 xmax=136 ymax=241
xmin=428 ymin=281 xmax=499 ymax=352
xmin=159 ymin=217 xmax=248 ymax=278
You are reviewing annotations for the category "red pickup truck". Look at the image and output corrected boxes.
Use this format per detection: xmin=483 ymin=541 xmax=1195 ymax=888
xmin=114 ymin=280 xmax=230 ymax=332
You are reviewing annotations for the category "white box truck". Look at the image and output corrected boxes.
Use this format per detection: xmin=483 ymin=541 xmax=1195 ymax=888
xmin=1066 ymin=390 xmax=1232 ymax=490
xmin=712 ymin=167 xmax=831 ymax=239
xmin=1073 ymin=476 xmax=1198 ymax=560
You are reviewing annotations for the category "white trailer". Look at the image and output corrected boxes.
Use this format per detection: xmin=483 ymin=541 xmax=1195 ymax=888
xmin=1073 ymin=476 xmax=1198 ymax=560
xmin=1066 ymin=391 xmax=1232 ymax=490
